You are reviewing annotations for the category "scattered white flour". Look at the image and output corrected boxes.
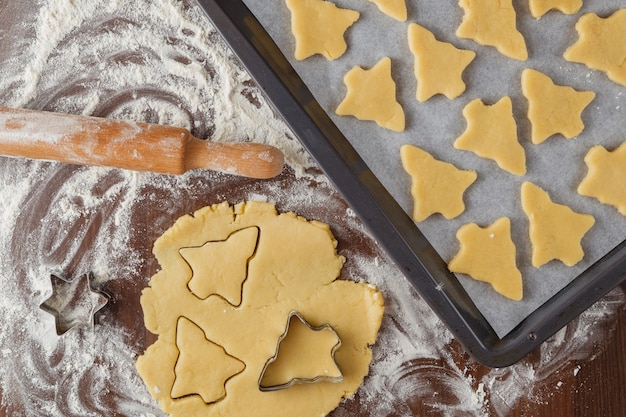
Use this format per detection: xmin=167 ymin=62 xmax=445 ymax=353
xmin=2 ymin=0 xmax=312 ymax=177
xmin=574 ymin=365 xmax=582 ymax=376
xmin=0 ymin=1 xmax=623 ymax=417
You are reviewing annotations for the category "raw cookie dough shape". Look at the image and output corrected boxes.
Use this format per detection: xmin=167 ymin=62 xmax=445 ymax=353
xmin=407 ymin=23 xmax=476 ymax=102
xmin=578 ymin=141 xmax=626 ymax=216
xmin=286 ymin=0 xmax=360 ymax=61
xmin=454 ymin=97 xmax=527 ymax=176
xmin=448 ymin=217 xmax=523 ymax=301
xmin=259 ymin=311 xmax=342 ymax=391
xmin=136 ymin=201 xmax=384 ymax=417
xmin=529 ymin=0 xmax=582 ymax=19
xmin=171 ymin=316 xmax=245 ymax=404
xmin=521 ymin=68 xmax=595 ymax=145
xmin=365 ymin=0 xmax=407 ymax=22
xmin=521 ymin=182 xmax=595 ymax=267
xmin=179 ymin=227 xmax=259 ymax=306
xmin=400 ymin=144 xmax=477 ymax=221
xmin=336 ymin=57 xmax=406 ymax=132
xmin=564 ymin=9 xmax=626 ymax=87
xmin=456 ymin=0 xmax=528 ymax=61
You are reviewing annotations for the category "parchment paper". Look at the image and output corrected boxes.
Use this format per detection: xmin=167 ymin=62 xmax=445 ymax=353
xmin=243 ymin=0 xmax=626 ymax=337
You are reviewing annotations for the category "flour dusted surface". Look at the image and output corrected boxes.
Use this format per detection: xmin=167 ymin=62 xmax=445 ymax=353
xmin=0 ymin=1 xmax=623 ymax=417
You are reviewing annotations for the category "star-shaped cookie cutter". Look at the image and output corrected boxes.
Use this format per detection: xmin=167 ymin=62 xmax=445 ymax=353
xmin=40 ymin=272 xmax=109 ymax=336
xmin=258 ymin=311 xmax=343 ymax=392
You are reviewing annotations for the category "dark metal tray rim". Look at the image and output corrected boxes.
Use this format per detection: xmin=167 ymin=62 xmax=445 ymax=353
xmin=196 ymin=0 xmax=626 ymax=368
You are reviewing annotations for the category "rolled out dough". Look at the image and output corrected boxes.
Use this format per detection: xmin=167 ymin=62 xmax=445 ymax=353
xmin=136 ymin=201 xmax=384 ymax=417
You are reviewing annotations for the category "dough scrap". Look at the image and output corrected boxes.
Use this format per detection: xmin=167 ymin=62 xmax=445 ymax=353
xmin=259 ymin=313 xmax=342 ymax=389
xmin=366 ymin=0 xmax=407 ymax=21
xmin=456 ymin=0 xmax=528 ymax=61
xmin=521 ymin=182 xmax=595 ymax=267
xmin=179 ymin=227 xmax=259 ymax=305
xmin=521 ymin=68 xmax=595 ymax=145
xmin=448 ymin=217 xmax=523 ymax=301
xmin=564 ymin=9 xmax=626 ymax=87
xmin=578 ymin=141 xmax=626 ymax=216
xmin=336 ymin=57 xmax=405 ymax=132
xmin=171 ymin=317 xmax=245 ymax=403
xmin=407 ymin=23 xmax=476 ymax=102
xmin=454 ymin=97 xmax=526 ymax=176
xmin=400 ymin=144 xmax=477 ymax=222
xmin=529 ymin=0 xmax=582 ymax=19
xmin=286 ymin=0 xmax=360 ymax=61
xmin=136 ymin=201 xmax=384 ymax=417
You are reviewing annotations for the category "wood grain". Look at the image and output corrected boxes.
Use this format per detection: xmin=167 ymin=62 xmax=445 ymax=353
xmin=0 ymin=106 xmax=284 ymax=179
xmin=0 ymin=3 xmax=624 ymax=415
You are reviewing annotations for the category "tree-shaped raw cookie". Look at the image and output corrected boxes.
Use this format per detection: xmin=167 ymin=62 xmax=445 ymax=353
xmin=336 ymin=57 xmax=405 ymax=132
xmin=407 ymin=23 xmax=475 ymax=102
xmin=521 ymin=182 xmax=595 ymax=267
xmin=578 ymin=142 xmax=626 ymax=216
xmin=564 ymin=9 xmax=626 ymax=87
xmin=259 ymin=313 xmax=342 ymax=390
xmin=366 ymin=0 xmax=407 ymax=22
xmin=521 ymin=68 xmax=595 ymax=145
xmin=285 ymin=0 xmax=360 ymax=60
xmin=172 ymin=317 xmax=245 ymax=403
xmin=529 ymin=0 xmax=582 ymax=19
xmin=456 ymin=0 xmax=528 ymax=60
xmin=179 ymin=227 xmax=259 ymax=306
xmin=454 ymin=97 xmax=526 ymax=176
xmin=448 ymin=217 xmax=523 ymax=301
xmin=400 ymin=144 xmax=477 ymax=222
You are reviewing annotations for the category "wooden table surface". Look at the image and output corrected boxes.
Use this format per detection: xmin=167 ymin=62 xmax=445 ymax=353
xmin=0 ymin=2 xmax=624 ymax=416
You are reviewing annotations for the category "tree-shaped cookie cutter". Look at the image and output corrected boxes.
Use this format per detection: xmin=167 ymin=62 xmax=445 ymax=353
xmin=258 ymin=311 xmax=343 ymax=392
xmin=39 ymin=272 xmax=109 ymax=336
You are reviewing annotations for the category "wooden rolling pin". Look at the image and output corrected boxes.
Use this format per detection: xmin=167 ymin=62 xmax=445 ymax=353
xmin=0 ymin=107 xmax=284 ymax=179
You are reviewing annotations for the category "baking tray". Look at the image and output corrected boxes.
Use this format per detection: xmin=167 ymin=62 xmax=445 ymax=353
xmin=195 ymin=0 xmax=626 ymax=367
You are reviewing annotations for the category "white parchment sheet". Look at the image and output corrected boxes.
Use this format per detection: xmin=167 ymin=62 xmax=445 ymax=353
xmin=243 ymin=0 xmax=626 ymax=337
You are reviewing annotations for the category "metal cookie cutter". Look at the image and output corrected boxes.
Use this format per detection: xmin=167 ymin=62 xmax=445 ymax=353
xmin=258 ymin=311 xmax=343 ymax=392
xmin=40 ymin=272 xmax=109 ymax=336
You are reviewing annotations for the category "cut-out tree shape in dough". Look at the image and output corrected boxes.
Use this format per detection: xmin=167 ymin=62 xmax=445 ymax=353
xmin=521 ymin=68 xmax=595 ymax=145
xmin=400 ymin=144 xmax=477 ymax=222
xmin=578 ymin=142 xmax=626 ymax=216
xmin=454 ymin=97 xmax=526 ymax=176
xmin=365 ymin=0 xmax=407 ymax=22
xmin=259 ymin=312 xmax=342 ymax=390
xmin=456 ymin=0 xmax=528 ymax=61
xmin=521 ymin=182 xmax=595 ymax=267
xmin=407 ymin=23 xmax=475 ymax=102
xmin=171 ymin=317 xmax=245 ymax=404
xmin=286 ymin=0 xmax=360 ymax=61
xmin=564 ymin=9 xmax=626 ymax=87
xmin=529 ymin=0 xmax=582 ymax=19
xmin=336 ymin=57 xmax=405 ymax=132
xmin=448 ymin=217 xmax=523 ymax=301
xmin=179 ymin=227 xmax=259 ymax=306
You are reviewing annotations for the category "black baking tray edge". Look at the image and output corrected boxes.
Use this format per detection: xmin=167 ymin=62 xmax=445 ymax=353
xmin=196 ymin=0 xmax=626 ymax=367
